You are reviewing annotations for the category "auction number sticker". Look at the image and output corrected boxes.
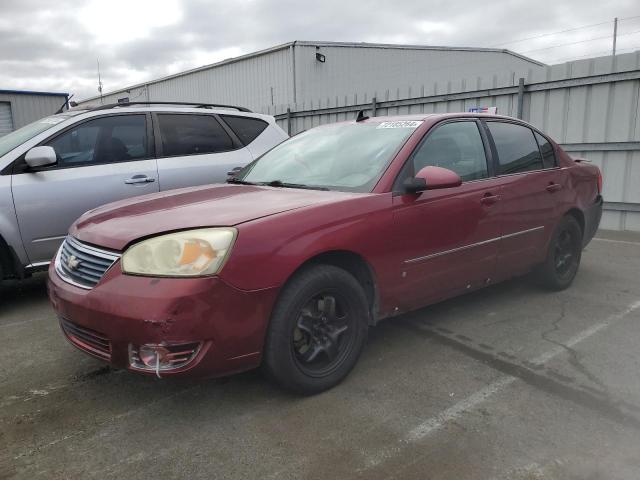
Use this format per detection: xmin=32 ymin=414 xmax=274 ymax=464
xmin=376 ymin=120 xmax=423 ymax=129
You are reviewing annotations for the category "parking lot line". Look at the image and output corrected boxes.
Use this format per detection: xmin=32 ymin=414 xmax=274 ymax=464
xmin=361 ymin=298 xmax=640 ymax=471
xmin=592 ymin=237 xmax=640 ymax=246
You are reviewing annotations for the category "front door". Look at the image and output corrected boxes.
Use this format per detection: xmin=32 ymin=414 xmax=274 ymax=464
xmin=391 ymin=119 xmax=503 ymax=310
xmin=12 ymin=114 xmax=159 ymax=264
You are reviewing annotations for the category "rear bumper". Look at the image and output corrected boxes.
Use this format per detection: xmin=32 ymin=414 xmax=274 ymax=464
xmin=47 ymin=262 xmax=280 ymax=378
xmin=583 ymin=194 xmax=603 ymax=247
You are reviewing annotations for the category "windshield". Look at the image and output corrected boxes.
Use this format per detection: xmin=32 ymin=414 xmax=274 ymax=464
xmin=237 ymin=121 xmax=422 ymax=192
xmin=0 ymin=113 xmax=78 ymax=158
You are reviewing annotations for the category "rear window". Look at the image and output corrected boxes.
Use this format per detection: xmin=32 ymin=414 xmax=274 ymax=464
xmin=487 ymin=122 xmax=543 ymax=175
xmin=157 ymin=114 xmax=234 ymax=157
xmin=222 ymin=115 xmax=268 ymax=145
xmin=535 ymin=131 xmax=557 ymax=169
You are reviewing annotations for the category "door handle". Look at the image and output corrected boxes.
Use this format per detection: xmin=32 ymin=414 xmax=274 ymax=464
xmin=546 ymin=183 xmax=562 ymax=193
xmin=227 ymin=166 xmax=243 ymax=176
xmin=125 ymin=175 xmax=156 ymax=185
xmin=480 ymin=193 xmax=500 ymax=206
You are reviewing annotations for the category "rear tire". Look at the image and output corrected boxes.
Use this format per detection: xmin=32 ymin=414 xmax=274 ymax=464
xmin=535 ymin=215 xmax=583 ymax=291
xmin=263 ymin=265 xmax=369 ymax=395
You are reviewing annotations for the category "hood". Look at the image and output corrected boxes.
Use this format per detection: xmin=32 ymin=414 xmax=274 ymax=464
xmin=71 ymin=184 xmax=353 ymax=251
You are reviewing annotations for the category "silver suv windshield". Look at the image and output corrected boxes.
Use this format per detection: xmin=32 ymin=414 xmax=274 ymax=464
xmin=0 ymin=113 xmax=80 ymax=158
xmin=237 ymin=120 xmax=421 ymax=192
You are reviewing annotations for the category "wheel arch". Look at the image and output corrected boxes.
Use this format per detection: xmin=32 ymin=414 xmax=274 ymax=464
xmin=0 ymin=233 xmax=21 ymax=279
xmin=565 ymin=208 xmax=585 ymax=237
xmin=284 ymin=250 xmax=380 ymax=325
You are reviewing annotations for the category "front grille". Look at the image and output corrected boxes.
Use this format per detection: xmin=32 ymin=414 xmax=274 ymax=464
xmin=60 ymin=317 xmax=111 ymax=360
xmin=55 ymin=236 xmax=120 ymax=289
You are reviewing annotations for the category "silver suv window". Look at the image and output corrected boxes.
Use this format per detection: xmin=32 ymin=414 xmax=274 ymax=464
xmin=157 ymin=114 xmax=234 ymax=157
xmin=46 ymin=115 xmax=148 ymax=167
xmin=221 ymin=115 xmax=268 ymax=145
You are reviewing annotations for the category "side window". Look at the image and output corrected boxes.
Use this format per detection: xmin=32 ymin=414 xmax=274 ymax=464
xmin=46 ymin=115 xmax=147 ymax=167
xmin=221 ymin=115 xmax=268 ymax=145
xmin=534 ymin=131 xmax=557 ymax=169
xmin=487 ymin=122 xmax=543 ymax=175
xmin=411 ymin=121 xmax=489 ymax=181
xmin=157 ymin=114 xmax=234 ymax=157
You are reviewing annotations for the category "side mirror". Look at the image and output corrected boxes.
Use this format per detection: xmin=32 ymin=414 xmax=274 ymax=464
xmin=25 ymin=146 xmax=57 ymax=168
xmin=404 ymin=166 xmax=462 ymax=193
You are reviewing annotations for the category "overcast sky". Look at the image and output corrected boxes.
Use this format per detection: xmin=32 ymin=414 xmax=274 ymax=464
xmin=1 ymin=0 xmax=638 ymax=100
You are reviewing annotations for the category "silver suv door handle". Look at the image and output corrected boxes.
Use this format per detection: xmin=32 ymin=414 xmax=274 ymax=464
xmin=125 ymin=175 xmax=156 ymax=185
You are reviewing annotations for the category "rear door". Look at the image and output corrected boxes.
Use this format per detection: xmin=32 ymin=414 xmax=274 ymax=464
xmin=391 ymin=119 xmax=503 ymax=309
xmin=11 ymin=113 xmax=159 ymax=264
xmin=483 ymin=120 xmax=565 ymax=280
xmin=154 ymin=113 xmax=252 ymax=191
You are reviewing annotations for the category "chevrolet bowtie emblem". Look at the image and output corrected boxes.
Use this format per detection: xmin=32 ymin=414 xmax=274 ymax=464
xmin=66 ymin=255 xmax=81 ymax=270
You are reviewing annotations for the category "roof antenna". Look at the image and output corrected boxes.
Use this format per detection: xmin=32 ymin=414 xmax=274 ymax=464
xmin=97 ymin=58 xmax=104 ymax=105
xmin=355 ymin=109 xmax=369 ymax=122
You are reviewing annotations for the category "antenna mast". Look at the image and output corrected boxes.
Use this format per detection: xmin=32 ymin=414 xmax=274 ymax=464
xmin=97 ymin=59 xmax=104 ymax=104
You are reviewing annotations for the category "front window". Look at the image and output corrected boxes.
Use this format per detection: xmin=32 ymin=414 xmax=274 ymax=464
xmin=410 ymin=121 xmax=489 ymax=181
xmin=236 ymin=121 xmax=421 ymax=192
xmin=0 ymin=113 xmax=78 ymax=158
xmin=46 ymin=115 xmax=148 ymax=166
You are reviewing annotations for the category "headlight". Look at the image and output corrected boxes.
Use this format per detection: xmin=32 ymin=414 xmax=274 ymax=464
xmin=121 ymin=228 xmax=237 ymax=277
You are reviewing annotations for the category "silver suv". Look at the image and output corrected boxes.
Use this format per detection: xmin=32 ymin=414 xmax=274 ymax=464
xmin=0 ymin=102 xmax=288 ymax=281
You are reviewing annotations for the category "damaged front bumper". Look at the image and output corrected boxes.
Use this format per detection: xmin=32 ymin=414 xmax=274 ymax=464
xmin=47 ymin=261 xmax=279 ymax=378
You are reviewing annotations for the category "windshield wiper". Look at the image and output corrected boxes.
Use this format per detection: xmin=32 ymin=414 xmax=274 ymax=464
xmin=226 ymin=177 xmax=257 ymax=186
xmin=260 ymin=180 xmax=329 ymax=191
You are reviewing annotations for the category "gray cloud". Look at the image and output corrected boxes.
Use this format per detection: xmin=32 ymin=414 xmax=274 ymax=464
xmin=1 ymin=0 xmax=638 ymax=100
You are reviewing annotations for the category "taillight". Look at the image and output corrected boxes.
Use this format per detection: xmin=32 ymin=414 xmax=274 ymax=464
xmin=596 ymin=168 xmax=603 ymax=194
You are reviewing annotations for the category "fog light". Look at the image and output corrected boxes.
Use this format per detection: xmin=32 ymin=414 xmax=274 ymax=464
xmin=139 ymin=345 xmax=171 ymax=368
xmin=129 ymin=342 xmax=202 ymax=377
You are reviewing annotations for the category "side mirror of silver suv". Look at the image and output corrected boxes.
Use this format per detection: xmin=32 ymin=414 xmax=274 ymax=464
xmin=25 ymin=146 xmax=57 ymax=168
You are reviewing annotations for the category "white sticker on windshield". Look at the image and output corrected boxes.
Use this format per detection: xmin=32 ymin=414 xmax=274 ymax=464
xmin=376 ymin=120 xmax=423 ymax=129
xmin=39 ymin=117 xmax=65 ymax=125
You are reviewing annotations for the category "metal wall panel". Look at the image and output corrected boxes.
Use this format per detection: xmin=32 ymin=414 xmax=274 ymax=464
xmin=78 ymin=47 xmax=295 ymax=111
xmin=0 ymin=93 xmax=66 ymax=130
xmin=0 ymin=102 xmax=13 ymax=137
xmin=77 ymin=43 xmax=543 ymax=112
xmin=292 ymin=44 xmax=538 ymax=107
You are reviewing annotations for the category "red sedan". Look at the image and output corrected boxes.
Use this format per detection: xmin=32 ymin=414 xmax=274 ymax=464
xmin=48 ymin=113 xmax=603 ymax=394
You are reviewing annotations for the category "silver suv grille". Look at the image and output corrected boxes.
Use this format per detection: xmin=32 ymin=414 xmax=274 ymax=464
xmin=55 ymin=236 xmax=120 ymax=289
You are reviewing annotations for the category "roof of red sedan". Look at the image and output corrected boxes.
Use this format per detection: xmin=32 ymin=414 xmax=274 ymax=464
xmin=328 ymin=112 xmax=521 ymax=125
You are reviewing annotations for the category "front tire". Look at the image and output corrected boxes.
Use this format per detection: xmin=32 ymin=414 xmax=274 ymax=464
xmin=263 ymin=265 xmax=369 ymax=395
xmin=535 ymin=215 xmax=583 ymax=291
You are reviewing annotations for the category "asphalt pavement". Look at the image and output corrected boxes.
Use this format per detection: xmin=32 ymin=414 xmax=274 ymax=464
xmin=1 ymin=229 xmax=640 ymax=479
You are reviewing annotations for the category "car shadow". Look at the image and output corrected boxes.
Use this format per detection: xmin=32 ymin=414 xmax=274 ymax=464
xmin=0 ymin=272 xmax=49 ymax=310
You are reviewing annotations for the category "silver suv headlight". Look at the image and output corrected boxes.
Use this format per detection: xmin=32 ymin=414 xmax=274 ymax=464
xmin=121 ymin=228 xmax=237 ymax=277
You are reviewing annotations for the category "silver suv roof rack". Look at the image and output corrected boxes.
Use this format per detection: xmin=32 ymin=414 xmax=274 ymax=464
xmin=88 ymin=101 xmax=252 ymax=113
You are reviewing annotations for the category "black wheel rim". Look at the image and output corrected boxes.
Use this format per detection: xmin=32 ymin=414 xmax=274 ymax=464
xmin=291 ymin=292 xmax=356 ymax=377
xmin=554 ymin=228 xmax=578 ymax=277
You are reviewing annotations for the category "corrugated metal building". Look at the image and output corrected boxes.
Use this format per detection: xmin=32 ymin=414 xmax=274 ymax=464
xmin=0 ymin=89 xmax=69 ymax=137
xmin=76 ymin=41 xmax=545 ymax=112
